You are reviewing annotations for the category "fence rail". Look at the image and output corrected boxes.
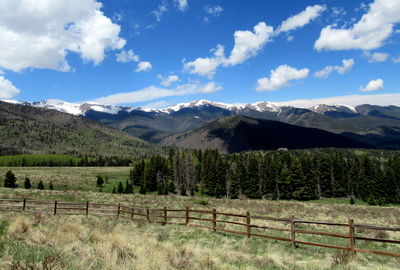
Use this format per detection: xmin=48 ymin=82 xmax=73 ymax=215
xmin=0 ymin=198 xmax=399 ymax=258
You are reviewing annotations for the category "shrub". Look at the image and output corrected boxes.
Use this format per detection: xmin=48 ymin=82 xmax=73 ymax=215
xmin=4 ymin=170 xmax=17 ymax=188
xmin=37 ymin=181 xmax=45 ymax=190
xmin=24 ymin=177 xmax=31 ymax=189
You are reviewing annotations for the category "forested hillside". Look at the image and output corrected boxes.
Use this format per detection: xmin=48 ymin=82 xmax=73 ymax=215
xmin=128 ymin=149 xmax=400 ymax=205
xmin=161 ymin=116 xmax=371 ymax=153
xmin=0 ymin=101 xmax=163 ymax=157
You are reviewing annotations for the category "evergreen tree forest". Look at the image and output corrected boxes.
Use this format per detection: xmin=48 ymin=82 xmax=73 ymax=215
xmin=128 ymin=149 xmax=400 ymax=205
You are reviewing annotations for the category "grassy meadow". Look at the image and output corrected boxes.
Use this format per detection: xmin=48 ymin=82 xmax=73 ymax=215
xmin=0 ymin=167 xmax=399 ymax=269
xmin=0 ymin=186 xmax=399 ymax=269
xmin=0 ymin=167 xmax=131 ymax=193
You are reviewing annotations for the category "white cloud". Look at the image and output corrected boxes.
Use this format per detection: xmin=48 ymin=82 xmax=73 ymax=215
xmin=360 ymin=79 xmax=384 ymax=91
xmin=90 ymin=81 xmax=222 ymax=105
xmin=287 ymin=36 xmax=294 ymax=42
xmin=135 ymin=61 xmax=152 ymax=72
xmin=226 ymin=22 xmax=273 ymax=66
xmin=315 ymin=0 xmax=400 ymax=51
xmin=393 ymin=56 xmax=400 ymax=63
xmin=314 ymin=58 xmax=355 ymax=79
xmin=204 ymin=5 xmax=223 ymax=17
xmin=274 ymin=93 xmax=400 ymax=108
xmin=116 ymin=50 xmax=140 ymax=63
xmin=0 ymin=76 xmax=20 ymax=99
xmin=363 ymin=51 xmax=389 ymax=62
xmin=184 ymin=45 xmax=225 ymax=78
xmin=277 ymin=5 xmax=326 ymax=33
xmin=158 ymin=74 xmax=180 ymax=87
xmin=174 ymin=0 xmax=188 ymax=12
xmin=256 ymin=65 xmax=309 ymax=92
xmin=152 ymin=2 xmax=168 ymax=22
xmin=142 ymin=100 xmax=169 ymax=109
xmin=0 ymin=0 xmax=126 ymax=72
xmin=184 ymin=22 xmax=273 ymax=77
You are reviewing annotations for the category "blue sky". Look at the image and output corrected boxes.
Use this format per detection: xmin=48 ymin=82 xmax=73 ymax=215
xmin=0 ymin=0 xmax=399 ymax=108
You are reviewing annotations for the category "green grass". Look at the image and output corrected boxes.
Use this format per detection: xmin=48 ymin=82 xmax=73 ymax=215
xmin=0 ymin=167 xmax=131 ymax=192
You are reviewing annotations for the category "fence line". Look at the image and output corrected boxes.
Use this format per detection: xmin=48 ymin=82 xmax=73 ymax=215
xmin=0 ymin=198 xmax=399 ymax=258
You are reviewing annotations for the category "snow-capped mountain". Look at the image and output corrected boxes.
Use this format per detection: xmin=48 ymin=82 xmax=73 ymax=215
xmin=3 ymin=99 xmax=136 ymax=116
xmin=2 ymin=98 xmax=400 ymax=149
xmin=309 ymin=104 xmax=357 ymax=114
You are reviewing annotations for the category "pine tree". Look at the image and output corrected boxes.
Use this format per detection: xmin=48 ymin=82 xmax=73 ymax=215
xmin=227 ymin=162 xmax=240 ymax=199
xmin=243 ymin=154 xmax=261 ymax=199
xmin=37 ymin=181 xmax=45 ymax=190
xmin=49 ymin=181 xmax=54 ymax=190
xmin=112 ymin=186 xmax=116 ymax=194
xmin=4 ymin=170 xmax=17 ymax=188
xmin=24 ymin=177 xmax=31 ymax=189
xmin=96 ymin=175 xmax=104 ymax=188
xmin=117 ymin=181 xmax=124 ymax=194
xmin=124 ymin=179 xmax=133 ymax=194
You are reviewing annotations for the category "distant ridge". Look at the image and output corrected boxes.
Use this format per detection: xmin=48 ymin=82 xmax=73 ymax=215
xmin=160 ymin=116 xmax=371 ymax=153
xmin=0 ymin=101 xmax=161 ymax=156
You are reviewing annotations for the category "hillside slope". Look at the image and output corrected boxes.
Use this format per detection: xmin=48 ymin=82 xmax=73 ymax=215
xmin=161 ymin=116 xmax=371 ymax=153
xmin=0 ymin=101 xmax=161 ymax=156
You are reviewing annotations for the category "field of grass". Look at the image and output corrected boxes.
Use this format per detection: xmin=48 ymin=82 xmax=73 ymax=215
xmin=0 ymin=186 xmax=399 ymax=269
xmin=0 ymin=167 xmax=131 ymax=193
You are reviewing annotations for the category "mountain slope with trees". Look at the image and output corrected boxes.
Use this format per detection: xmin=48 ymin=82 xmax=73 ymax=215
xmin=161 ymin=116 xmax=371 ymax=153
xmin=0 ymin=101 xmax=163 ymax=157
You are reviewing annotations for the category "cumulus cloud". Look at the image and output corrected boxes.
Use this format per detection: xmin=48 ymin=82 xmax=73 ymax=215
xmin=363 ymin=51 xmax=389 ymax=62
xmin=135 ymin=61 xmax=152 ymax=72
xmin=158 ymin=74 xmax=180 ymax=87
xmin=116 ymin=50 xmax=140 ymax=63
xmin=394 ymin=56 xmax=400 ymax=63
xmin=0 ymin=76 xmax=20 ymax=99
xmin=90 ymin=81 xmax=222 ymax=105
xmin=274 ymin=93 xmax=400 ymax=108
xmin=184 ymin=45 xmax=226 ymax=78
xmin=315 ymin=0 xmax=400 ymax=51
xmin=360 ymin=79 xmax=384 ymax=91
xmin=174 ymin=0 xmax=188 ymax=12
xmin=184 ymin=22 xmax=273 ymax=77
xmin=0 ymin=0 xmax=126 ymax=72
xmin=314 ymin=58 xmax=355 ymax=79
xmin=256 ymin=65 xmax=309 ymax=92
xmin=277 ymin=5 xmax=326 ymax=33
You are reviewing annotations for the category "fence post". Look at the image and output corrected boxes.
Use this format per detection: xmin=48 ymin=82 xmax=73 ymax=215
xmin=86 ymin=201 xmax=89 ymax=216
xmin=131 ymin=207 xmax=135 ymax=219
xmin=22 ymin=198 xmax=26 ymax=211
xmin=290 ymin=215 xmax=297 ymax=248
xmin=246 ymin=211 xmax=251 ymax=237
xmin=212 ymin=209 xmax=217 ymax=232
xmin=146 ymin=207 xmax=150 ymax=222
xmin=163 ymin=207 xmax=167 ymax=225
xmin=117 ymin=203 xmax=121 ymax=219
xmin=54 ymin=201 xmax=57 ymax=215
xmin=349 ymin=219 xmax=356 ymax=255
xmin=185 ymin=207 xmax=189 ymax=225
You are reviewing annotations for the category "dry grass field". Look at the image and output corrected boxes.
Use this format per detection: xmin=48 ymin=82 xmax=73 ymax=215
xmin=0 ymin=185 xmax=399 ymax=269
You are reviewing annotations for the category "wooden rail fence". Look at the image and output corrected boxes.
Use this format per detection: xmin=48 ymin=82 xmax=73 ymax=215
xmin=0 ymin=198 xmax=399 ymax=258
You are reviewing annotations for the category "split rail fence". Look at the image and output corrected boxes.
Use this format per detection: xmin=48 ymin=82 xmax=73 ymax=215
xmin=0 ymin=198 xmax=399 ymax=258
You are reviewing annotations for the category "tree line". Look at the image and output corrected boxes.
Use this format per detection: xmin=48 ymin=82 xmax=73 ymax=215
xmin=128 ymin=149 xmax=400 ymax=205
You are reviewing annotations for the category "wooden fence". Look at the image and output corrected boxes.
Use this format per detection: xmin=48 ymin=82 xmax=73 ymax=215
xmin=0 ymin=198 xmax=399 ymax=258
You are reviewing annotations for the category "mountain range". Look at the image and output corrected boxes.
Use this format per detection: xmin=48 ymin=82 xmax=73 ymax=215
xmin=161 ymin=116 xmax=370 ymax=153
xmin=3 ymin=99 xmax=400 ymax=150
xmin=0 ymin=101 xmax=162 ymax=156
